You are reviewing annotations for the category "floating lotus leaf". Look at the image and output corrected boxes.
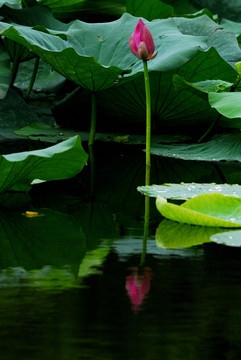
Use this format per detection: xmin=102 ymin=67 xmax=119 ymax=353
xmin=138 ymin=183 xmax=241 ymax=200
xmin=156 ymin=193 xmax=241 ymax=227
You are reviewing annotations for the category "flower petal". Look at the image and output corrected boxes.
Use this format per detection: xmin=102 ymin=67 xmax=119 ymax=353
xmin=129 ymin=33 xmax=138 ymax=57
xmin=141 ymin=24 xmax=155 ymax=55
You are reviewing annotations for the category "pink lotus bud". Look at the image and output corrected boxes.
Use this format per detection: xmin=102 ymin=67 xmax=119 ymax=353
xmin=125 ymin=266 xmax=152 ymax=313
xmin=129 ymin=19 xmax=158 ymax=61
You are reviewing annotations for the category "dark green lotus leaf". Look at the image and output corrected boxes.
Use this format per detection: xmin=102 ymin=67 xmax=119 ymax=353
xmin=150 ymin=132 xmax=241 ymax=161
xmin=126 ymin=0 xmax=174 ymax=20
xmin=0 ymin=135 xmax=88 ymax=193
xmin=192 ymin=0 xmax=241 ymax=22
xmin=36 ymin=0 xmax=125 ymax=21
xmin=138 ymin=183 xmax=241 ymax=200
xmin=156 ymin=193 xmax=241 ymax=227
xmin=156 ymin=219 xmax=225 ymax=248
xmin=0 ymin=89 xmax=38 ymax=130
xmin=163 ymin=0 xmax=198 ymax=15
xmin=0 ymin=5 xmax=70 ymax=31
xmin=0 ymin=44 xmax=11 ymax=99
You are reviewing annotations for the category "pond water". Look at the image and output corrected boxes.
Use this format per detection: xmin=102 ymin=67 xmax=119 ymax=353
xmin=0 ymin=142 xmax=241 ymax=360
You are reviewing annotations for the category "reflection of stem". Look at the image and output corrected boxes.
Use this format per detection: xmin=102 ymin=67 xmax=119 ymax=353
xmin=88 ymin=143 xmax=95 ymax=200
xmin=143 ymin=60 xmax=151 ymax=186
xmin=88 ymin=93 xmax=97 ymax=146
xmin=25 ymin=57 xmax=40 ymax=100
xmin=140 ymin=196 xmax=150 ymax=266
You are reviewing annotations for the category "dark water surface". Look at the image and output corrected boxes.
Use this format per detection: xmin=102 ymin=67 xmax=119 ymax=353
xmin=0 ymin=142 xmax=240 ymax=360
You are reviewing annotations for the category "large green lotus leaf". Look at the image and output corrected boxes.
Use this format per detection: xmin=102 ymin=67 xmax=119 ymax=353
xmin=0 ymin=17 xmax=132 ymax=92
xmin=0 ymin=14 xmax=231 ymax=93
xmin=126 ymin=0 xmax=174 ymax=20
xmin=208 ymin=92 xmax=241 ymax=119
xmin=138 ymin=183 xmax=241 ymax=200
xmin=156 ymin=193 xmax=241 ymax=227
xmin=0 ymin=135 xmax=88 ymax=193
xmin=156 ymin=219 xmax=224 ymax=248
xmin=150 ymin=133 xmax=241 ymax=161
xmin=0 ymin=44 xmax=11 ymax=99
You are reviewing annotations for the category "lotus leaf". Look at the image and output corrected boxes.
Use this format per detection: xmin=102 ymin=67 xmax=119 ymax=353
xmin=138 ymin=183 xmax=241 ymax=200
xmin=156 ymin=193 xmax=241 ymax=227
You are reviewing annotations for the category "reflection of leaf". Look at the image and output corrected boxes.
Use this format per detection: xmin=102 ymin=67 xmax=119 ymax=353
xmin=156 ymin=193 xmax=241 ymax=227
xmin=0 ymin=135 xmax=88 ymax=193
xmin=211 ymin=230 xmax=241 ymax=247
xmin=150 ymin=133 xmax=241 ymax=162
xmin=0 ymin=208 xmax=86 ymax=270
xmin=156 ymin=219 xmax=226 ymax=248
xmin=138 ymin=183 xmax=241 ymax=200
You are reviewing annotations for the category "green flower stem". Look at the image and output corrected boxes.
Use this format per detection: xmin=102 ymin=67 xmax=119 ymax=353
xmin=88 ymin=93 xmax=97 ymax=146
xmin=25 ymin=57 xmax=40 ymax=100
xmin=140 ymin=195 xmax=150 ymax=266
xmin=143 ymin=60 xmax=151 ymax=186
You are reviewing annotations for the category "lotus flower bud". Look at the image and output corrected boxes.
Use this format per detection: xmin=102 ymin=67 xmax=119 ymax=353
xmin=129 ymin=19 xmax=158 ymax=61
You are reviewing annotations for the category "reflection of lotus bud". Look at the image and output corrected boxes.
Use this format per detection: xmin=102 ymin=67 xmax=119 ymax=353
xmin=125 ymin=266 xmax=152 ymax=313
xmin=129 ymin=19 xmax=158 ymax=61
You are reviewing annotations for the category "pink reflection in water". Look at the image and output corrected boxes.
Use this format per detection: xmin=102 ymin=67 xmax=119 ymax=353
xmin=125 ymin=266 xmax=152 ymax=313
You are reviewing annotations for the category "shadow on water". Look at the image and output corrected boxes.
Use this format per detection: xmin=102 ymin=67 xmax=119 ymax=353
xmin=0 ymin=141 xmax=240 ymax=359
